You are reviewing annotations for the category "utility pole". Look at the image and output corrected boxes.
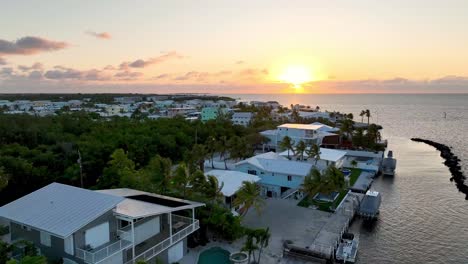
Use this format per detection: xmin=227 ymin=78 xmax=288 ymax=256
xmin=77 ymin=150 xmax=83 ymax=188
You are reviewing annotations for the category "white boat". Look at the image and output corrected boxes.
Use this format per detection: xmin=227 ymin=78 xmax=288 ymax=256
xmin=335 ymin=232 xmax=359 ymax=263
xmin=382 ymin=150 xmax=397 ymax=176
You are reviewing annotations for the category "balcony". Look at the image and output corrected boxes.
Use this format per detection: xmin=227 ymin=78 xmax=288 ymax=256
xmin=75 ymin=230 xmax=133 ymax=263
xmin=125 ymin=215 xmax=200 ymax=264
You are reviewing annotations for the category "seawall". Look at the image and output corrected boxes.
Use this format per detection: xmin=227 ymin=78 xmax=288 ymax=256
xmin=411 ymin=138 xmax=468 ymax=200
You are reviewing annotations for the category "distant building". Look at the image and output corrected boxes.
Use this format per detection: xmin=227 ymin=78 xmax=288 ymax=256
xmin=200 ymin=107 xmax=230 ymax=122
xmin=114 ymin=96 xmax=142 ymax=104
xmin=231 ymin=112 xmax=254 ymax=126
xmin=0 ymin=183 xmax=204 ymax=264
xmin=167 ymin=107 xmax=197 ymax=118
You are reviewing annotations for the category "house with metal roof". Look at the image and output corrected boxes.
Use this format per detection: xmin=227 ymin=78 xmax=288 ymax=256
xmin=234 ymin=152 xmax=316 ymax=198
xmin=0 ymin=183 xmax=204 ymax=264
xmin=204 ymin=170 xmax=260 ymax=214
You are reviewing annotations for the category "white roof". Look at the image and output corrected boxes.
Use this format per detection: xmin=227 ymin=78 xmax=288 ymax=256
xmin=0 ymin=183 xmax=123 ymax=238
xmin=278 ymin=123 xmax=338 ymax=133
xmin=279 ymin=148 xmax=346 ymax=162
xmin=232 ymin=112 xmax=253 ymax=118
xmin=205 ymin=170 xmax=260 ymax=197
xmin=366 ymin=190 xmax=380 ymax=197
xmin=235 ymin=152 xmax=313 ymax=177
xmin=318 ymin=148 xmax=347 ymax=162
xmin=260 ymin=129 xmax=277 ymax=136
xmin=96 ymin=188 xmax=204 ymax=219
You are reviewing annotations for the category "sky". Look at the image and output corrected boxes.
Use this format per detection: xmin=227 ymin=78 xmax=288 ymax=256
xmin=1 ymin=0 xmax=468 ymax=94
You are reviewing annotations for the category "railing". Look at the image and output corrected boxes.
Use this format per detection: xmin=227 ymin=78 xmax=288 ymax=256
xmin=76 ymin=230 xmax=133 ymax=263
xmin=126 ymin=219 xmax=200 ymax=264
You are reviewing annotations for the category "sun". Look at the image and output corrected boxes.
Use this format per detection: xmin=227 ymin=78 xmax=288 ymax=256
xmin=278 ymin=65 xmax=313 ymax=87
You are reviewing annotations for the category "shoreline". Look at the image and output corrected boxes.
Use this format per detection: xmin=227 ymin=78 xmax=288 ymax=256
xmin=411 ymin=138 xmax=468 ymax=200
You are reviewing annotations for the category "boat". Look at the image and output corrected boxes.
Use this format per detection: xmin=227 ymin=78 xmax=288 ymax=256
xmin=358 ymin=190 xmax=382 ymax=219
xmin=335 ymin=232 xmax=359 ymax=263
xmin=382 ymin=150 xmax=397 ymax=176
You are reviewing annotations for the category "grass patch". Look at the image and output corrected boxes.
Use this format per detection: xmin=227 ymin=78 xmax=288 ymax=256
xmin=298 ymin=190 xmax=348 ymax=212
xmin=348 ymin=168 xmax=362 ymax=186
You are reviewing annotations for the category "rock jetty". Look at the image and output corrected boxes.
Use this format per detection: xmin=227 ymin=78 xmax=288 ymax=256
xmin=411 ymin=138 xmax=468 ymax=200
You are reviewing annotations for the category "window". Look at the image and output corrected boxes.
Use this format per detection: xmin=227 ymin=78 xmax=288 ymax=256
xmin=64 ymin=235 xmax=74 ymax=255
xmin=40 ymin=231 xmax=51 ymax=247
xmin=247 ymin=170 xmax=257 ymax=175
xmin=287 ymin=175 xmax=292 ymax=181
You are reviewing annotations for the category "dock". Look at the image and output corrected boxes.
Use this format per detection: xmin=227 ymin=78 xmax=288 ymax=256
xmin=349 ymin=171 xmax=375 ymax=193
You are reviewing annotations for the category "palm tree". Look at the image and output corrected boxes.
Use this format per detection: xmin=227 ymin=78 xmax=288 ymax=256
xmin=189 ymin=144 xmax=208 ymax=172
xmin=233 ymin=181 xmax=264 ymax=217
xmin=351 ymin=159 xmax=358 ymax=168
xmin=256 ymin=228 xmax=271 ymax=264
xmin=295 ymin=140 xmax=307 ymax=161
xmin=206 ymin=136 xmax=217 ymax=168
xmin=279 ymin=136 xmax=295 ymax=159
xmin=365 ymin=109 xmax=371 ymax=126
xmin=217 ymin=136 xmax=229 ymax=169
xmin=204 ymin=175 xmax=224 ymax=203
xmin=366 ymin=124 xmax=382 ymax=145
xmin=242 ymin=230 xmax=259 ymax=264
xmin=325 ymin=165 xmax=346 ymax=192
xmin=340 ymin=119 xmax=354 ymax=141
xmin=301 ymin=168 xmax=325 ymax=197
xmin=359 ymin=110 xmax=366 ymax=123
xmin=173 ymin=163 xmax=191 ymax=198
xmin=306 ymin=143 xmax=321 ymax=165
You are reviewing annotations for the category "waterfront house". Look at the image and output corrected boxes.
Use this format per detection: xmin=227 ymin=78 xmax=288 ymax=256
xmin=278 ymin=147 xmax=347 ymax=168
xmin=234 ymin=152 xmax=314 ymax=198
xmin=204 ymin=170 xmax=260 ymax=214
xmin=0 ymin=183 xmax=204 ymax=264
xmin=231 ymin=112 xmax=254 ymax=126
xmin=260 ymin=122 xmax=341 ymax=150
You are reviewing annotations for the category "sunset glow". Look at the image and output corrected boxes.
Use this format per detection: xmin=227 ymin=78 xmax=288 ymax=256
xmin=1 ymin=1 xmax=468 ymax=93
xmin=278 ymin=65 xmax=313 ymax=86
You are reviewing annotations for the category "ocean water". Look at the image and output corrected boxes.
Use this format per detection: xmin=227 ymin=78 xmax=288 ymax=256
xmin=225 ymin=94 xmax=468 ymax=264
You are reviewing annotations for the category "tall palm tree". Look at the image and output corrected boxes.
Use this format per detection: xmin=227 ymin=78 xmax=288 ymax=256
xmin=365 ymin=109 xmax=371 ymax=126
xmin=367 ymin=124 xmax=382 ymax=145
xmin=306 ymin=143 xmax=321 ymax=165
xmin=173 ymin=163 xmax=191 ymax=198
xmin=242 ymin=230 xmax=259 ymax=264
xmin=279 ymin=136 xmax=295 ymax=159
xmin=233 ymin=181 xmax=264 ymax=217
xmin=256 ymin=228 xmax=271 ymax=264
xmin=295 ymin=140 xmax=307 ymax=161
xmin=206 ymin=136 xmax=217 ymax=168
xmin=325 ymin=165 xmax=346 ymax=192
xmin=359 ymin=110 xmax=366 ymax=123
xmin=340 ymin=119 xmax=354 ymax=141
xmin=217 ymin=136 xmax=229 ymax=169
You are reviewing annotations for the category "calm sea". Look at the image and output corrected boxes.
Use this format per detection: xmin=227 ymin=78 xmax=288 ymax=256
xmin=224 ymin=94 xmax=468 ymax=264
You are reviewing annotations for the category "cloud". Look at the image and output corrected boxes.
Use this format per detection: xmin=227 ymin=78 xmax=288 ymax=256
xmin=28 ymin=70 xmax=43 ymax=80
xmin=0 ymin=36 xmax=68 ymax=56
xmin=153 ymin=73 xmax=171 ymax=80
xmin=18 ymin=62 xmax=44 ymax=72
xmin=114 ymin=70 xmax=143 ymax=80
xmin=430 ymin=75 xmax=468 ymax=85
xmin=239 ymin=68 xmax=269 ymax=76
xmin=85 ymin=31 xmax=112 ymax=40
xmin=0 ymin=67 xmax=14 ymax=76
xmin=0 ymin=58 xmax=6 ymax=65
xmin=43 ymin=67 xmax=110 ymax=81
xmin=119 ymin=51 xmax=184 ymax=69
xmin=235 ymin=60 xmax=245 ymax=65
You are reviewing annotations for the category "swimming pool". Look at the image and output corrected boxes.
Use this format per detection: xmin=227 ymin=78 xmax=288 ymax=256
xmin=198 ymin=247 xmax=231 ymax=264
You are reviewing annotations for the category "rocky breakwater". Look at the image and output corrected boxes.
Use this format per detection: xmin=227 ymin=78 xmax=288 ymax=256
xmin=411 ymin=138 xmax=468 ymax=200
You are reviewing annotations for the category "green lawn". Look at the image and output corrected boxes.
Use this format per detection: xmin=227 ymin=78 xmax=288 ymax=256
xmin=297 ymin=168 xmax=362 ymax=212
xmin=348 ymin=168 xmax=362 ymax=186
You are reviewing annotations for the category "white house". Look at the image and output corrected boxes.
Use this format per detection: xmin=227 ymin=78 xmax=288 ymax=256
xmin=279 ymin=147 xmax=347 ymax=168
xmin=260 ymin=122 xmax=341 ymax=150
xmin=231 ymin=112 xmax=254 ymax=126
xmin=204 ymin=170 xmax=260 ymax=214
xmin=234 ymin=152 xmax=315 ymax=198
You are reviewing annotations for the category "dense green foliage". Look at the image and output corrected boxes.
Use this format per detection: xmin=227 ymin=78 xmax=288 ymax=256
xmin=0 ymin=113 xmax=258 ymax=204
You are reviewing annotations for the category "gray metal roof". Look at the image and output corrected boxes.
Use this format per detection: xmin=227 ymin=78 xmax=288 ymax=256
xmin=0 ymin=183 xmax=124 ymax=238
